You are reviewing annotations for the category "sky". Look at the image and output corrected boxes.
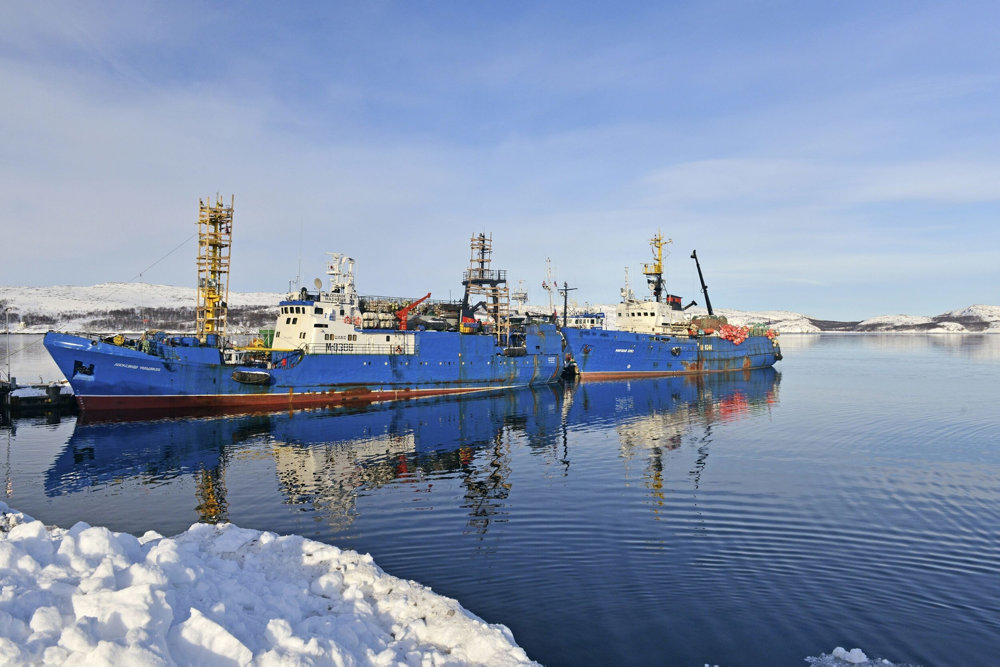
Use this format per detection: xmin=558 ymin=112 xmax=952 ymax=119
xmin=2 ymin=1 xmax=998 ymax=321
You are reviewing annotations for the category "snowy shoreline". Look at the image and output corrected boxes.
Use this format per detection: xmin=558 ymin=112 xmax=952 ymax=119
xmin=0 ymin=502 xmax=911 ymax=666
xmin=1 ymin=501 xmax=919 ymax=666
xmin=0 ymin=503 xmax=537 ymax=665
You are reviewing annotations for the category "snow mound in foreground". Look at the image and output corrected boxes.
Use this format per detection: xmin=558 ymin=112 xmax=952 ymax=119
xmin=0 ymin=503 xmax=536 ymax=666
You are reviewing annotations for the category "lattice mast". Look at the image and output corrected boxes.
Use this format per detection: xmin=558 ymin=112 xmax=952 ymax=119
xmin=460 ymin=233 xmax=510 ymax=344
xmin=196 ymin=195 xmax=234 ymax=344
xmin=641 ymin=231 xmax=672 ymax=303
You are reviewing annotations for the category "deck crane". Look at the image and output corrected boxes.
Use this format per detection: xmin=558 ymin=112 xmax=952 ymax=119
xmin=396 ymin=293 xmax=431 ymax=330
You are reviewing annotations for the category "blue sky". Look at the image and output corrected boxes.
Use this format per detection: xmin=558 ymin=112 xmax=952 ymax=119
xmin=2 ymin=1 xmax=998 ymax=320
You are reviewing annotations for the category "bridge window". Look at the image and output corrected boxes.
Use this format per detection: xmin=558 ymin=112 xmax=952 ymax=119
xmin=315 ymin=307 xmax=324 ymax=315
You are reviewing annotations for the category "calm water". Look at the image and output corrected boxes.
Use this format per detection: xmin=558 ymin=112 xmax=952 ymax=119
xmin=3 ymin=334 xmax=1000 ymax=666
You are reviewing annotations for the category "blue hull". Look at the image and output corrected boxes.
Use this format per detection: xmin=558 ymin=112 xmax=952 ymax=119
xmin=562 ymin=327 xmax=780 ymax=379
xmin=44 ymin=326 xmax=564 ymax=414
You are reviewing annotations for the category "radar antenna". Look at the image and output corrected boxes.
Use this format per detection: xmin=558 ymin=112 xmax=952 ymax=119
xmin=641 ymin=231 xmax=672 ymax=303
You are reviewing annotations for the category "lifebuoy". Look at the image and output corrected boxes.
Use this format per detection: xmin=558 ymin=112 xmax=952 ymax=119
xmin=354 ymin=316 xmax=362 ymax=327
xmin=343 ymin=316 xmax=351 ymax=324
xmin=394 ymin=345 xmax=402 ymax=354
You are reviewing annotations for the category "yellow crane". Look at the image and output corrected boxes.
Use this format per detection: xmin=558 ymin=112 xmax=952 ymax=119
xmin=195 ymin=195 xmax=234 ymax=344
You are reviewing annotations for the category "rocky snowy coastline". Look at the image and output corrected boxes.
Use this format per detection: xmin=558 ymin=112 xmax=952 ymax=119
xmin=2 ymin=282 xmax=998 ymax=335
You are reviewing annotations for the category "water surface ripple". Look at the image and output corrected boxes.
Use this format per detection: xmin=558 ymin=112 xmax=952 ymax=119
xmin=4 ymin=334 xmax=1000 ymax=665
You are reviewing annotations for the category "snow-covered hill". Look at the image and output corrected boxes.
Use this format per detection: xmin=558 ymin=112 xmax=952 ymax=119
xmin=2 ymin=283 xmax=999 ymax=334
xmin=854 ymin=305 xmax=1000 ymax=333
xmin=575 ymin=303 xmax=1000 ymax=334
xmin=1 ymin=283 xmax=284 ymax=334
xmin=2 ymin=282 xmax=283 ymax=313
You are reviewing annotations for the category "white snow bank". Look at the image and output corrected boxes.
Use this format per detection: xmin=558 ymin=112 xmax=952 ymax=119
xmin=0 ymin=503 xmax=536 ymax=666
xmin=9 ymin=384 xmax=73 ymax=398
xmin=9 ymin=386 xmax=48 ymax=398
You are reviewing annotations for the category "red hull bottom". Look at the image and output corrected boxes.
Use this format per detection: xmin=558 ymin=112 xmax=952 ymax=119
xmin=75 ymin=385 xmax=502 ymax=421
xmin=577 ymin=365 xmax=772 ymax=382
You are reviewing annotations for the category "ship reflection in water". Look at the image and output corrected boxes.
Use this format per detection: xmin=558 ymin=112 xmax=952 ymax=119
xmin=44 ymin=368 xmax=780 ymax=533
xmin=567 ymin=368 xmax=780 ymax=511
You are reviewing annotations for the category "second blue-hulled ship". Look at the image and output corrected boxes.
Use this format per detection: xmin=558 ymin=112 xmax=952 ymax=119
xmin=561 ymin=233 xmax=782 ymax=380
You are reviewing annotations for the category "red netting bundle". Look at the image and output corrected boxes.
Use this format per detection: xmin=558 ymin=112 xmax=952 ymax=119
xmin=718 ymin=323 xmax=751 ymax=345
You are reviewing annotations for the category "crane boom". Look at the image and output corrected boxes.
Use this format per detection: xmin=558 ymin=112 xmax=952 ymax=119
xmin=396 ymin=292 xmax=432 ymax=330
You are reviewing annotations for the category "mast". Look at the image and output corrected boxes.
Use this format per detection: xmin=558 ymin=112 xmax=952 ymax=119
xmin=641 ymin=232 xmax=672 ymax=302
xmin=196 ymin=195 xmax=234 ymax=344
xmin=558 ymin=282 xmax=577 ymax=328
xmin=690 ymin=249 xmax=714 ymax=316
xmin=511 ymin=279 xmax=528 ymax=306
xmin=460 ymin=233 xmax=510 ymax=344
xmin=542 ymin=257 xmax=557 ymax=315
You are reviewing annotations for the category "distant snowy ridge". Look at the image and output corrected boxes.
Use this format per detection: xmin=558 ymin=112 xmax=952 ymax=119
xmin=1 ymin=282 xmax=283 ymax=311
xmin=1 ymin=283 xmax=283 ymax=334
xmin=854 ymin=304 xmax=1000 ymax=333
xmin=2 ymin=283 xmax=998 ymax=334
xmin=574 ymin=303 xmax=999 ymax=334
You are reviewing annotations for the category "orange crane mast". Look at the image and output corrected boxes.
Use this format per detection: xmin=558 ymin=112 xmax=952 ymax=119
xmin=396 ymin=293 xmax=432 ymax=330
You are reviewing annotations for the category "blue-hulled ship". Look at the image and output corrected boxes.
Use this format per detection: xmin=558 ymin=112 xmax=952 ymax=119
xmin=44 ymin=198 xmax=562 ymax=416
xmin=562 ymin=233 xmax=782 ymax=380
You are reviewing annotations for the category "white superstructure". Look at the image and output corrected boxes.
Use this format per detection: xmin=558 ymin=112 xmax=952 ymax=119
xmin=270 ymin=253 xmax=413 ymax=355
